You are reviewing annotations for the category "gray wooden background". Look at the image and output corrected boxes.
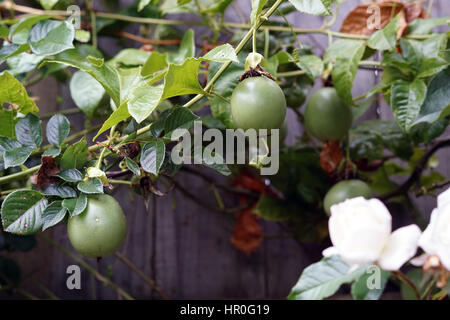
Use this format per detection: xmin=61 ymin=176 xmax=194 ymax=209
xmin=2 ymin=0 xmax=450 ymax=300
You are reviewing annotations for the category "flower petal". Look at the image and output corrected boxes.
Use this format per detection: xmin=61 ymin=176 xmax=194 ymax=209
xmin=437 ymin=186 xmax=450 ymax=208
xmin=322 ymin=246 xmax=338 ymax=257
xmin=418 ymin=208 xmax=439 ymax=255
xmin=378 ymin=224 xmax=421 ymax=271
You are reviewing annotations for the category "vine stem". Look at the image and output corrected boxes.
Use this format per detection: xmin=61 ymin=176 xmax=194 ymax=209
xmin=40 ymin=107 xmax=82 ymax=120
xmin=38 ymin=233 xmax=134 ymax=300
xmin=0 ymin=123 xmax=151 ymax=185
xmin=392 ymin=271 xmax=421 ymax=300
xmin=1 ymin=2 xmax=433 ymax=40
xmin=114 ymin=252 xmax=169 ymax=300
xmin=182 ymin=0 xmax=285 ymax=108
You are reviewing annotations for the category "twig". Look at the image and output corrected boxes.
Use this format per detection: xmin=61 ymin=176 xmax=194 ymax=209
xmin=40 ymin=108 xmax=82 ymax=120
xmin=392 ymin=270 xmax=421 ymax=300
xmin=114 ymin=252 xmax=169 ymax=300
xmin=111 ymin=31 xmax=181 ymax=45
xmin=379 ymin=139 xmax=450 ymax=200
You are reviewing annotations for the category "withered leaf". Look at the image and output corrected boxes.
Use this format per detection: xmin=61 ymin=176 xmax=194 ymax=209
xmin=32 ymin=156 xmax=61 ymax=190
xmin=320 ymin=141 xmax=344 ymax=175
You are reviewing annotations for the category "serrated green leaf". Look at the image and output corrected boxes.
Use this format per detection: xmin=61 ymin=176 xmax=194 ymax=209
xmin=351 ymin=268 xmax=390 ymax=300
xmin=288 ymin=0 xmax=333 ymax=16
xmin=288 ymin=255 xmax=366 ymax=300
xmin=164 ymin=107 xmax=199 ymax=140
xmin=60 ymin=138 xmax=88 ymax=170
xmin=46 ymin=114 xmax=70 ymax=146
xmin=3 ymin=146 xmax=34 ymax=168
xmin=201 ymin=44 xmax=238 ymax=63
xmin=327 ymin=40 xmax=366 ymax=104
xmin=43 ymin=147 xmax=61 ymax=157
xmin=41 ymin=200 xmax=67 ymax=231
xmin=391 ymin=79 xmax=427 ymax=131
xmin=29 ymin=20 xmax=75 ymax=56
xmin=0 ymin=71 xmax=38 ymax=114
xmin=126 ymin=157 xmax=141 ymax=176
xmin=77 ymin=177 xmax=104 ymax=194
xmin=15 ymin=113 xmax=42 ymax=147
xmin=69 ymin=70 xmax=106 ymax=118
xmin=62 ymin=193 xmax=87 ymax=216
xmin=42 ymin=185 xmax=77 ymax=198
xmin=367 ymin=14 xmax=401 ymax=51
xmin=53 ymin=169 xmax=83 ymax=182
xmin=0 ymin=43 xmax=30 ymax=64
xmin=1 ymin=190 xmax=47 ymax=235
xmin=0 ymin=137 xmax=21 ymax=152
xmin=414 ymin=68 xmax=450 ymax=125
xmin=140 ymin=140 xmax=165 ymax=174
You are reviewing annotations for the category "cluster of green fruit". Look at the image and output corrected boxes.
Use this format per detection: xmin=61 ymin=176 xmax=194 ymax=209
xmin=230 ymin=77 xmax=372 ymax=217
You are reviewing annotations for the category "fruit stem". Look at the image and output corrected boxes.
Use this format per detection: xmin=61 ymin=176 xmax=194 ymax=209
xmin=182 ymin=0 xmax=285 ymax=108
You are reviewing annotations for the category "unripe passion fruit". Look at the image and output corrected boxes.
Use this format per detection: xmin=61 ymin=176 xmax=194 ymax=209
xmin=304 ymin=87 xmax=352 ymax=141
xmin=231 ymin=76 xmax=286 ymax=130
xmin=323 ymin=180 xmax=372 ymax=216
xmin=67 ymin=194 xmax=127 ymax=258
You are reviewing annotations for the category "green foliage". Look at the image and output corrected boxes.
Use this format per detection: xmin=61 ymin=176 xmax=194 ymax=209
xmin=60 ymin=138 xmax=88 ymax=170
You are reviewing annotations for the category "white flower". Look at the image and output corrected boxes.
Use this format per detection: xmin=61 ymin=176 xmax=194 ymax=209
xmin=323 ymin=197 xmax=421 ymax=271
xmin=418 ymin=187 xmax=450 ymax=270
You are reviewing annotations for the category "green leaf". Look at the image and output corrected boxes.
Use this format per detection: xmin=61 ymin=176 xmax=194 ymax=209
xmin=41 ymin=200 xmax=67 ymax=231
xmin=352 ymin=98 xmax=374 ymax=122
xmin=62 ymin=193 xmax=87 ymax=217
xmin=140 ymin=139 xmax=166 ymax=174
xmin=60 ymin=138 xmax=88 ymax=170
xmin=325 ymin=40 xmax=366 ymax=104
xmin=201 ymin=44 xmax=239 ymax=63
xmin=29 ymin=20 xmax=75 ymax=56
xmin=254 ymin=195 xmax=298 ymax=221
xmin=0 ymin=43 xmax=30 ymax=64
xmin=15 ymin=113 xmax=42 ymax=147
xmin=0 ymin=136 xmax=21 ymax=152
xmin=367 ymin=14 xmax=401 ymax=51
xmin=0 ymin=26 xmax=8 ymax=39
xmin=42 ymin=185 xmax=77 ymax=198
xmin=3 ymin=146 xmax=34 ymax=168
xmin=164 ymin=107 xmax=199 ymax=140
xmin=108 ymin=48 xmax=151 ymax=67
xmin=126 ymin=157 xmax=141 ymax=176
xmin=288 ymin=0 xmax=333 ymax=16
xmin=141 ymin=51 xmax=168 ymax=77
xmin=168 ymin=29 xmax=195 ymax=65
xmin=128 ymin=84 xmax=164 ymax=123
xmin=0 ymin=71 xmax=38 ymax=114
xmin=53 ymin=169 xmax=83 ymax=182
xmin=0 ymin=108 xmax=17 ymax=138
xmin=39 ymin=0 xmax=59 ymax=10
xmin=250 ymin=0 xmax=267 ymax=25
xmin=161 ymin=58 xmax=205 ymax=100
xmin=351 ymin=269 xmax=390 ymax=300
xmin=77 ymin=178 xmax=104 ymax=194
xmin=93 ymin=101 xmax=130 ymax=140
xmin=75 ymin=29 xmax=90 ymax=43
xmin=408 ymin=17 xmax=449 ymax=35
xmin=43 ymin=48 xmax=120 ymax=107
xmin=295 ymin=54 xmax=323 ymax=80
xmin=8 ymin=14 xmax=53 ymax=39
xmin=43 ymin=147 xmax=61 ymax=157
xmin=1 ymin=190 xmax=47 ymax=235
xmin=414 ymin=68 xmax=450 ymax=125
xmin=208 ymin=57 xmax=244 ymax=128
xmin=69 ymin=70 xmax=106 ymax=117
xmin=202 ymin=0 xmax=233 ymax=14
xmin=138 ymin=0 xmax=151 ymax=12
xmin=390 ymin=79 xmax=427 ymax=132
xmin=46 ymin=114 xmax=70 ymax=146
xmin=288 ymin=255 xmax=366 ymax=300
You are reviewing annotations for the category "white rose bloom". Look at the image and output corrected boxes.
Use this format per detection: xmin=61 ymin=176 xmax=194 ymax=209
xmin=323 ymin=197 xmax=421 ymax=271
xmin=418 ymin=187 xmax=450 ymax=270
